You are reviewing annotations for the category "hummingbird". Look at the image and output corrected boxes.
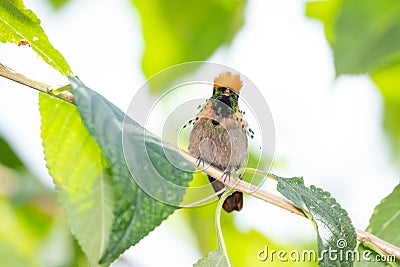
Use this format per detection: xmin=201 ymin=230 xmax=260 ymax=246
xmin=188 ymin=72 xmax=248 ymax=212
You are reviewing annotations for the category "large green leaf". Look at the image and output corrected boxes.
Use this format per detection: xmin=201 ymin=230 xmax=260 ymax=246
xmin=277 ymin=177 xmax=357 ymax=266
xmin=356 ymin=184 xmax=400 ymax=266
xmin=0 ymin=0 xmax=72 ymax=76
xmin=132 ymin=0 xmax=246 ymax=93
xmin=69 ymin=77 xmax=195 ymax=264
xmin=39 ymin=93 xmax=113 ymax=266
xmin=307 ymin=0 xmax=400 ymax=75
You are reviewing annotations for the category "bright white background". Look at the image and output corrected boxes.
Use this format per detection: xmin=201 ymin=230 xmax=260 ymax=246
xmin=0 ymin=0 xmax=398 ymax=266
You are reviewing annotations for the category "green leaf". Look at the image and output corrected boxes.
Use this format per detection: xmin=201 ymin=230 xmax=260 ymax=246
xmin=0 ymin=241 xmax=34 ymax=267
xmin=194 ymin=249 xmax=229 ymax=267
xmin=306 ymin=0 xmax=341 ymax=44
xmin=132 ymin=0 xmax=246 ymax=93
xmin=46 ymin=0 xmax=70 ymax=10
xmin=0 ymin=134 xmax=51 ymax=202
xmin=306 ymin=1 xmax=400 ymax=158
xmin=372 ymin=65 xmax=400 ymax=103
xmin=0 ymin=134 xmax=87 ymax=266
xmin=382 ymin=101 xmax=400 ymax=159
xmin=0 ymin=134 xmax=24 ymax=169
xmin=68 ymin=76 xmax=195 ymax=264
xmin=357 ymin=183 xmax=400 ymax=266
xmin=39 ymin=93 xmax=113 ymax=266
xmin=277 ymin=177 xmax=357 ymax=266
xmin=0 ymin=199 xmax=46 ymax=267
xmin=306 ymin=0 xmax=400 ymax=75
xmin=372 ymin=65 xmax=400 ymax=158
xmin=334 ymin=0 xmax=400 ymax=74
xmin=0 ymin=0 xmax=72 ymax=76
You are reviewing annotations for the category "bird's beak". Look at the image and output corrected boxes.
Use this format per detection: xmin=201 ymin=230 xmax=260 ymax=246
xmin=223 ymin=89 xmax=230 ymax=96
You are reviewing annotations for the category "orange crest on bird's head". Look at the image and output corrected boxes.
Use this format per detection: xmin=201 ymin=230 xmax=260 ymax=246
xmin=214 ymin=72 xmax=243 ymax=93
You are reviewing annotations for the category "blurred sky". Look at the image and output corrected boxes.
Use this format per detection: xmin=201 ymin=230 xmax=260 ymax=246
xmin=0 ymin=0 xmax=399 ymax=266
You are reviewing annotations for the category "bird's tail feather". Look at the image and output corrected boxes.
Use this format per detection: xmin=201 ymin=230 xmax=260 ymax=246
xmin=208 ymin=175 xmax=243 ymax=212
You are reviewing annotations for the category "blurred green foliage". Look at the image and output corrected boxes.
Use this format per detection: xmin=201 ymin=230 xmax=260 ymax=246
xmin=132 ymin=0 xmax=246 ymax=93
xmin=307 ymin=0 xmax=400 ymax=160
xmin=0 ymin=134 xmax=88 ymax=266
xmin=373 ymin=65 xmax=400 ymax=160
xmin=356 ymin=184 xmax=400 ymax=266
xmin=307 ymin=0 xmax=400 ymax=75
xmin=46 ymin=0 xmax=70 ymax=10
xmin=0 ymin=136 xmax=23 ymax=169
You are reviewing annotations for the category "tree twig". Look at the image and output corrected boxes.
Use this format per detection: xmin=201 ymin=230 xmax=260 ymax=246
xmin=355 ymin=228 xmax=400 ymax=261
xmin=2 ymin=63 xmax=399 ymax=261
xmin=0 ymin=63 xmax=74 ymax=104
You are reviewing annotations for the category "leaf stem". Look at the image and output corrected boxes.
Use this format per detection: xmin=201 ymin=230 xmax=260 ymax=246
xmin=179 ymin=188 xmax=226 ymax=208
xmin=215 ymin=191 xmax=233 ymax=267
xmin=0 ymin=62 xmax=74 ymax=104
xmin=242 ymin=167 xmax=280 ymax=181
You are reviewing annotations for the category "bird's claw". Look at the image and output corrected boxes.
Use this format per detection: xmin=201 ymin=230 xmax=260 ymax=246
xmin=221 ymin=170 xmax=231 ymax=182
xmin=196 ymin=156 xmax=205 ymax=167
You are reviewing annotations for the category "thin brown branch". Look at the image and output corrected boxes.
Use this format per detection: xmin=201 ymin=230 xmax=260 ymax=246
xmin=0 ymin=63 xmax=74 ymax=104
xmin=175 ymin=148 xmax=306 ymax=216
xmin=355 ymin=228 xmax=400 ymax=259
